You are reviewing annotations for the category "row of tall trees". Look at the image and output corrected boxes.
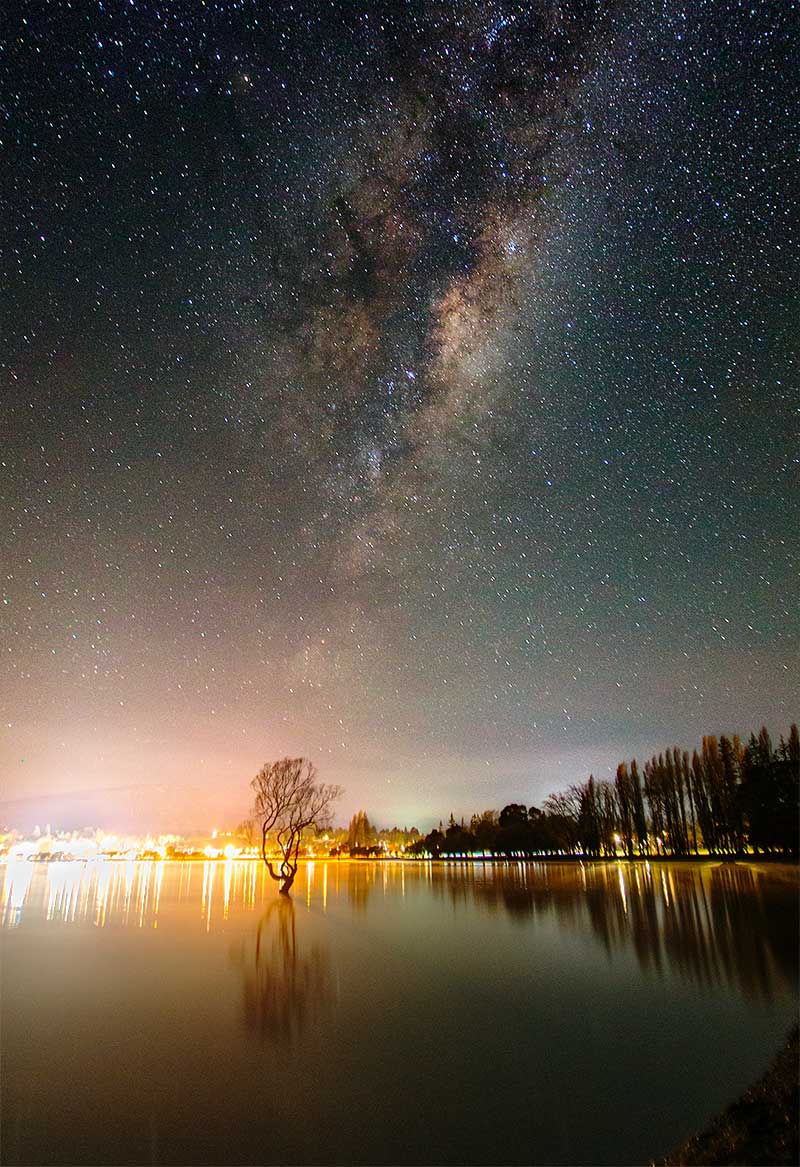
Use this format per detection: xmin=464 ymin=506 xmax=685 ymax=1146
xmin=406 ymin=725 xmax=799 ymax=860
xmin=346 ymin=810 xmax=376 ymax=851
xmin=338 ymin=812 xmax=420 ymax=856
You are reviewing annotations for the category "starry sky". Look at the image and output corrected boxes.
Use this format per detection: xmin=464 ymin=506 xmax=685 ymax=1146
xmin=2 ymin=0 xmax=798 ymax=833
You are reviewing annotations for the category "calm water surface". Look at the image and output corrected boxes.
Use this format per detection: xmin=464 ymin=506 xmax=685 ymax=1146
xmin=2 ymin=860 xmax=797 ymax=1165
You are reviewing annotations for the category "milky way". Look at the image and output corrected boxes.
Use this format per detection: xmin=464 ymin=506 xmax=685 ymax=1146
xmin=2 ymin=1 xmax=798 ymax=831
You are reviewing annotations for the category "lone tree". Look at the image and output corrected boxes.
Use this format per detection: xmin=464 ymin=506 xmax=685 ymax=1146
xmin=251 ymin=757 xmax=341 ymax=895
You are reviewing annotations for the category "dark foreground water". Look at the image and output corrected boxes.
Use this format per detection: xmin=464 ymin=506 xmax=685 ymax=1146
xmin=2 ymin=860 xmax=797 ymax=1166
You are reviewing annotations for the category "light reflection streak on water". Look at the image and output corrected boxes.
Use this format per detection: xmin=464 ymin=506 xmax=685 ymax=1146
xmin=202 ymin=862 xmax=214 ymax=932
xmin=617 ymin=864 xmax=628 ymax=914
xmin=123 ymin=861 xmax=136 ymax=924
xmin=137 ymin=862 xmax=151 ymax=928
xmin=79 ymin=868 xmax=92 ymax=920
xmin=223 ymin=859 xmax=233 ymax=920
xmin=153 ymin=861 xmax=164 ymax=927
xmin=0 ymin=859 xmax=796 ymax=1002
xmin=95 ymin=861 xmax=112 ymax=927
xmin=1 ymin=859 xmax=284 ymax=931
xmin=46 ymin=862 xmax=82 ymax=922
xmin=2 ymin=861 xmax=33 ymax=926
xmin=306 ymin=861 xmax=314 ymax=909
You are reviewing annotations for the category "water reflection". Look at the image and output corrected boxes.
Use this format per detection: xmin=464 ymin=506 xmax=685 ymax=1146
xmin=1 ymin=859 xmax=796 ymax=1002
xmin=1 ymin=860 xmax=33 ymax=926
xmin=2 ymin=858 xmax=796 ymax=1167
xmin=347 ymin=861 xmax=376 ymax=912
xmin=431 ymin=861 xmax=798 ymax=999
xmin=233 ymin=897 xmax=331 ymax=1042
xmin=0 ymin=858 xmax=267 ymax=931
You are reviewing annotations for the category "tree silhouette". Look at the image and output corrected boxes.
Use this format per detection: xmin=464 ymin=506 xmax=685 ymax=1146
xmin=741 ymin=726 xmax=800 ymax=857
xmin=347 ymin=809 xmax=376 ymax=851
xmin=349 ymin=721 xmax=797 ymax=863
xmin=251 ymin=757 xmax=341 ymax=895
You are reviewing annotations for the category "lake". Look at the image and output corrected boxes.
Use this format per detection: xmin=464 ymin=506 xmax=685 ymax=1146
xmin=1 ymin=859 xmax=797 ymax=1165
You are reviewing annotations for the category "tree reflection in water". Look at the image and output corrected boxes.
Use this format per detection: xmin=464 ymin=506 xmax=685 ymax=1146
xmin=347 ymin=861 xmax=375 ymax=913
xmin=235 ymin=896 xmax=330 ymax=1042
xmin=431 ymin=862 xmax=798 ymax=1000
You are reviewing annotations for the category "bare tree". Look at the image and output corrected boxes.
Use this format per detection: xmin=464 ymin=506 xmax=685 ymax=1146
xmin=251 ymin=757 xmax=342 ymax=895
xmin=236 ymin=817 xmax=256 ymax=849
xmin=543 ymin=786 xmax=582 ymax=853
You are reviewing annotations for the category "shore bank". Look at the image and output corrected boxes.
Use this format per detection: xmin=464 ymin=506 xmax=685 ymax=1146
xmin=657 ymin=1026 xmax=799 ymax=1166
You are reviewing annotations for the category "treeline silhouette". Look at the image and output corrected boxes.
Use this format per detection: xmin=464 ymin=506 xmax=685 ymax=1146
xmin=331 ymin=810 xmax=420 ymax=857
xmin=406 ymin=724 xmax=799 ymax=860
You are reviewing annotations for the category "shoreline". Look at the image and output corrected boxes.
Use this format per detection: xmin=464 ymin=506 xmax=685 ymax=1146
xmin=3 ymin=853 xmax=799 ymax=870
xmin=657 ymin=1027 xmax=800 ymax=1166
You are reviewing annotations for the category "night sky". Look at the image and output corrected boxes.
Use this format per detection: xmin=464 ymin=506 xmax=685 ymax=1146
xmin=3 ymin=0 xmax=797 ymax=833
